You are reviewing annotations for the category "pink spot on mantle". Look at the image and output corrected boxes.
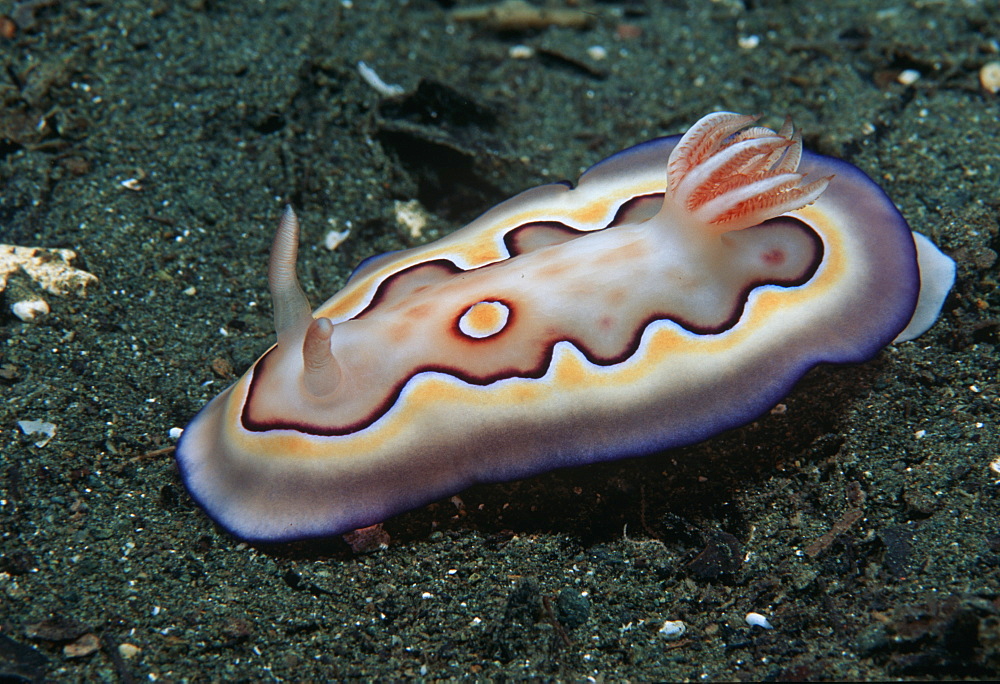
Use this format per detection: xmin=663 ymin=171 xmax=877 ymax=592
xmin=761 ymin=248 xmax=786 ymax=267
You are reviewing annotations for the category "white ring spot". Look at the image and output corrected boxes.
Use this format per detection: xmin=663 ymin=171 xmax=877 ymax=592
xmin=458 ymin=300 xmax=510 ymax=339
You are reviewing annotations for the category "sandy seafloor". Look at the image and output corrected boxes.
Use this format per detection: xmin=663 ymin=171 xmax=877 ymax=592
xmin=1 ymin=0 xmax=1000 ymax=680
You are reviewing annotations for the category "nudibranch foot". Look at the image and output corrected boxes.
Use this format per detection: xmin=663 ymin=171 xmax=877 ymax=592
xmin=177 ymin=111 xmax=954 ymax=542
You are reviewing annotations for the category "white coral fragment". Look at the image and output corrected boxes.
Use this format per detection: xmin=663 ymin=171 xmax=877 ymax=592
xmin=324 ymin=227 xmax=351 ymax=251
xmin=356 ymin=61 xmax=404 ymax=97
xmin=0 ymin=244 xmax=98 ymax=320
xmin=394 ymin=199 xmax=431 ymax=239
xmin=1 ymin=244 xmax=98 ymax=296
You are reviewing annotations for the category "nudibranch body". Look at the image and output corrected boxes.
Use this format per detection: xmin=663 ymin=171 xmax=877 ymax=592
xmin=177 ymin=112 xmax=955 ymax=542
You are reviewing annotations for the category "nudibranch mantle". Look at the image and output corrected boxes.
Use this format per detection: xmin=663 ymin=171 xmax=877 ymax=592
xmin=177 ymin=112 xmax=955 ymax=542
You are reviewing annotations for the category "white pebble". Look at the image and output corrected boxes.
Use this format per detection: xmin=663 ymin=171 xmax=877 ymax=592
xmin=746 ymin=612 xmax=773 ymax=629
xmin=12 ymin=297 xmax=49 ymax=322
xmin=168 ymin=427 xmax=184 ymax=441
xmin=897 ymin=69 xmax=920 ymax=85
xmin=508 ymin=45 xmax=535 ymax=60
xmin=980 ymin=61 xmax=1000 ymax=94
xmin=658 ymin=619 xmax=686 ymax=640
xmin=586 ymin=45 xmax=608 ymax=61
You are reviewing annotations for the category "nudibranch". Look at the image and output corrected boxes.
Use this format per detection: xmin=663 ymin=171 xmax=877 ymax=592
xmin=177 ymin=112 xmax=955 ymax=542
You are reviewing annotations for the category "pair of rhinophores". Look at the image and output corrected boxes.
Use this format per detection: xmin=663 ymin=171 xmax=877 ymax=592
xmin=176 ymin=112 xmax=955 ymax=542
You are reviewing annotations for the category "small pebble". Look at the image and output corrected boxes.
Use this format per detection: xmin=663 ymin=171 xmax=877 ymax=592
xmin=980 ymin=61 xmax=1000 ymax=94
xmin=118 ymin=643 xmax=141 ymax=659
xmin=746 ymin=612 xmax=773 ymax=629
xmin=12 ymin=297 xmax=49 ymax=322
xmin=18 ymin=419 xmax=56 ymax=447
xmin=508 ymin=44 xmax=534 ymax=60
xmin=586 ymin=45 xmax=608 ymax=61
xmin=556 ymin=588 xmax=590 ymax=629
xmin=658 ymin=619 xmax=686 ymax=640
xmin=63 ymin=633 xmax=100 ymax=658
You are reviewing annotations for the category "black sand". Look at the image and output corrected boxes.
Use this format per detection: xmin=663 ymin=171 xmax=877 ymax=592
xmin=2 ymin=1 xmax=999 ymax=680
